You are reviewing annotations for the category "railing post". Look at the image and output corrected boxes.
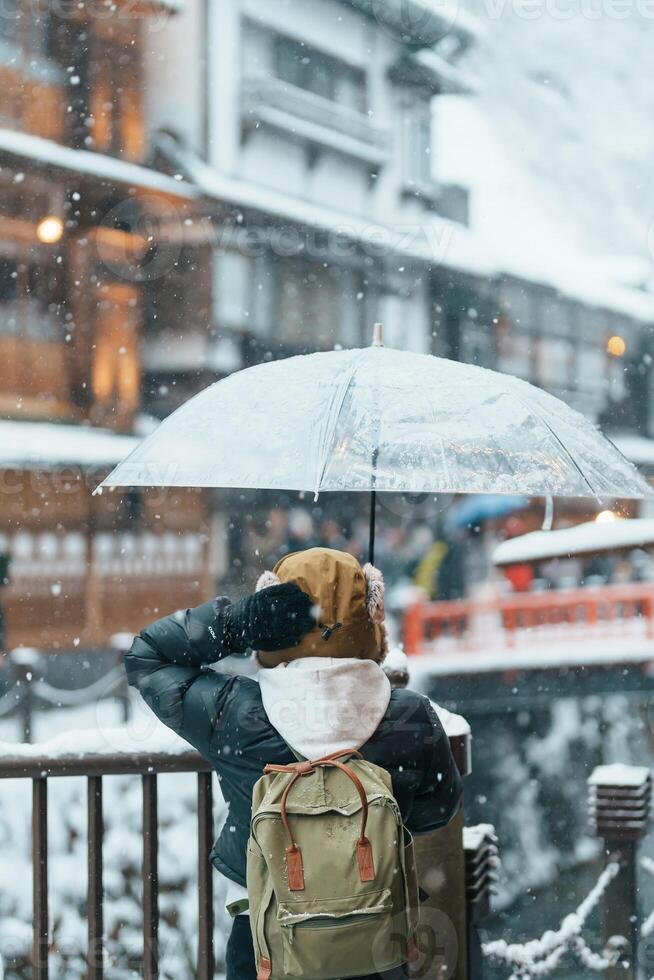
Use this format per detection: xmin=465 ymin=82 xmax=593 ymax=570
xmin=32 ymin=776 xmax=48 ymax=979
xmin=87 ymin=775 xmax=104 ymax=979
xmin=109 ymin=633 xmax=133 ymax=723
xmin=404 ymin=602 xmax=424 ymax=654
xmin=142 ymin=774 xmax=159 ymax=980
xmin=10 ymin=648 xmax=42 ymax=743
xmin=463 ymin=825 xmax=499 ymax=980
xmin=588 ymin=764 xmax=652 ymax=979
xmin=197 ymin=772 xmax=214 ymax=980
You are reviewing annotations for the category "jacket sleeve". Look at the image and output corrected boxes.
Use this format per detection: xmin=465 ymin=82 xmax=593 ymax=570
xmin=406 ymin=699 xmax=463 ymax=834
xmin=124 ymin=597 xmax=242 ymax=759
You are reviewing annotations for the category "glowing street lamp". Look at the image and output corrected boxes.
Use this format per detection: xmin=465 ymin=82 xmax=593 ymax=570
xmin=36 ymin=215 xmax=64 ymax=244
xmin=607 ymin=335 xmax=626 ymax=357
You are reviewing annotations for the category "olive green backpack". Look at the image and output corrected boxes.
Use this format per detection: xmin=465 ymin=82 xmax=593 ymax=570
xmin=246 ymin=748 xmax=420 ymax=980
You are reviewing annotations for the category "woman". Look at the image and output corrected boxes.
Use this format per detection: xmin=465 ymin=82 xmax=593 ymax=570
xmin=125 ymin=547 xmax=462 ymax=979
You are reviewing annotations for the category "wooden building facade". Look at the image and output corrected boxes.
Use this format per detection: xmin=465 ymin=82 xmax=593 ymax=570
xmin=0 ymin=0 xmax=214 ymax=655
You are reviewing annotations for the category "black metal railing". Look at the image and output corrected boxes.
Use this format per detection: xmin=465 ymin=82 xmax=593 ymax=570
xmin=0 ymin=749 xmax=215 ymax=980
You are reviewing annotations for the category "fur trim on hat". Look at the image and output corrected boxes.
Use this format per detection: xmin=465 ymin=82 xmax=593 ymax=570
xmin=256 ymin=570 xmax=281 ymax=592
xmin=363 ymin=563 xmax=385 ymax=624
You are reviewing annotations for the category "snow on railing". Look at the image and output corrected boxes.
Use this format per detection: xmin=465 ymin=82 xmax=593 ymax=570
xmin=32 ymin=666 xmax=125 ymax=708
xmin=404 ymin=582 xmax=654 ymax=655
xmin=482 ymin=861 xmax=621 ymax=979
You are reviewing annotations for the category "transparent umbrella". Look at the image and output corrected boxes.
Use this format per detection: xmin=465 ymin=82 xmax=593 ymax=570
xmin=98 ymin=326 xmax=652 ymax=561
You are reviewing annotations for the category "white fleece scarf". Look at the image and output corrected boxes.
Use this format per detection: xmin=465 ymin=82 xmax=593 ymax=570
xmin=258 ymin=656 xmax=392 ymax=759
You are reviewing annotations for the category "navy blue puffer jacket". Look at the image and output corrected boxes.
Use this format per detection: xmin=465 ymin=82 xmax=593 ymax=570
xmin=125 ymin=598 xmax=463 ymax=888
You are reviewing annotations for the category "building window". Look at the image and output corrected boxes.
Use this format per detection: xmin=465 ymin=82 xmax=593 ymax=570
xmin=274 ymin=36 xmax=366 ymax=112
xmin=0 ymin=257 xmax=61 ymax=340
xmin=536 ymin=336 xmax=574 ymax=390
xmin=0 ymin=259 xmax=18 ymax=304
xmin=402 ymin=103 xmax=433 ymax=189
xmin=0 ymin=0 xmax=20 ymax=44
xmin=276 ymin=259 xmax=364 ymax=349
xmin=459 ymin=309 xmax=496 ymax=369
xmin=92 ymin=284 xmax=140 ymax=417
xmin=213 ymin=250 xmax=274 ymax=338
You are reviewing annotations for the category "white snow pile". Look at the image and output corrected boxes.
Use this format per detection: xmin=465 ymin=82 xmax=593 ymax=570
xmin=463 ymin=822 xmax=497 ymax=852
xmin=588 ymin=763 xmax=651 ymax=788
xmin=482 ymin=861 xmax=621 ymax=978
xmin=434 ymin=2 xmax=654 ymax=320
xmin=493 ymin=518 xmax=654 ymax=566
xmin=0 ymin=717 xmax=192 ymax=762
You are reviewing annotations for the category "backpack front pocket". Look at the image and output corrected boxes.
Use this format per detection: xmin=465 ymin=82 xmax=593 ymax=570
xmin=277 ymin=888 xmax=407 ymax=979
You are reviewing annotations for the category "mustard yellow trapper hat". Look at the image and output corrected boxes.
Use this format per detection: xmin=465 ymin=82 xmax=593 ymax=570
xmin=255 ymin=547 xmax=388 ymax=668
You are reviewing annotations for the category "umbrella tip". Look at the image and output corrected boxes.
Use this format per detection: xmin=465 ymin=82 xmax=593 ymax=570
xmin=372 ymin=322 xmax=384 ymax=347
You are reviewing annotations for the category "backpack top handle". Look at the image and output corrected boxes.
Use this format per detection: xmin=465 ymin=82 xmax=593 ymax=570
xmin=263 ymin=749 xmax=376 ymax=890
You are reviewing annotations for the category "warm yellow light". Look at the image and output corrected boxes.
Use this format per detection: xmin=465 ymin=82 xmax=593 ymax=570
xmin=36 ymin=215 xmax=64 ymax=244
xmin=607 ymin=335 xmax=626 ymax=357
xmin=595 ymin=509 xmax=619 ymax=524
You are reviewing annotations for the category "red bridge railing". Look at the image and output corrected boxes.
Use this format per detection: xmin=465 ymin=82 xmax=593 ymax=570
xmin=404 ymin=581 xmax=654 ymax=655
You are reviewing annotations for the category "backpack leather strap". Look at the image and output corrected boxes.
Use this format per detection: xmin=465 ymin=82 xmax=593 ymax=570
xmin=256 ymin=956 xmax=272 ymax=980
xmin=265 ymin=748 xmax=375 ymax=887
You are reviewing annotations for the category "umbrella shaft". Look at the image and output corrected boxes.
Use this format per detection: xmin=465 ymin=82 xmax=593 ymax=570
xmin=368 ymin=489 xmax=376 ymax=565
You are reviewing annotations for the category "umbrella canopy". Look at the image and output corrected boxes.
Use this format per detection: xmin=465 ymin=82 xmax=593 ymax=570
xmin=445 ymin=494 xmax=529 ymax=532
xmin=493 ymin=517 xmax=654 ymax=566
xmin=99 ymin=345 xmax=651 ymax=500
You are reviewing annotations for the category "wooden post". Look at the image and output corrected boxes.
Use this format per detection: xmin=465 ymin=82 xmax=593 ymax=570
xmin=463 ymin=825 xmax=500 ymax=980
xmin=142 ymin=774 xmax=159 ymax=980
xmin=197 ymin=772 xmax=214 ymax=980
xmin=588 ymin=764 xmax=652 ymax=979
xmin=411 ymin=730 xmax=472 ymax=980
xmin=32 ymin=777 xmax=48 ymax=979
xmin=87 ymin=776 xmax=104 ymax=979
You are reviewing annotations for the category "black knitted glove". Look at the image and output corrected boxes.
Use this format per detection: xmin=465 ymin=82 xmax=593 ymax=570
xmin=224 ymin=583 xmax=315 ymax=653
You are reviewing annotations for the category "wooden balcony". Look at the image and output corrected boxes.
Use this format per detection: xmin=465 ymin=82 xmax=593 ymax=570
xmin=241 ymin=73 xmax=391 ymax=167
xmin=2 ymin=531 xmax=209 ymax=652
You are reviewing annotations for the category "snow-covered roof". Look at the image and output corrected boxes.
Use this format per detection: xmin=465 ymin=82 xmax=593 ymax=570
xmin=0 ymin=128 xmax=195 ymax=198
xmin=493 ymin=518 xmax=654 ymax=566
xmin=0 ymin=420 xmax=139 ymax=469
xmin=389 ymin=48 xmax=475 ymax=95
xmin=164 ymin=138 xmax=493 ymax=277
xmin=343 ymin=0 xmax=480 ymax=45
xmin=611 ymin=434 xmax=654 ymax=468
xmin=432 ymin=7 xmax=654 ymax=323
